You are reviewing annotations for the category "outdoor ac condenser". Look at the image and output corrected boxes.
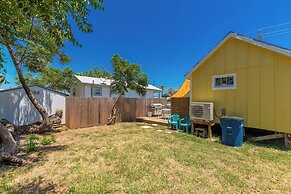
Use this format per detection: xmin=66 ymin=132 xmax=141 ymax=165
xmin=190 ymin=102 xmax=214 ymax=121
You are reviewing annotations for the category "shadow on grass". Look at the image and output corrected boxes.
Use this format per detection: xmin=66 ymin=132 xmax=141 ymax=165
xmin=245 ymin=139 xmax=289 ymax=151
xmin=0 ymin=145 xmax=68 ymax=173
xmin=22 ymin=145 xmax=68 ymax=163
xmin=10 ymin=177 xmax=59 ymax=193
xmin=0 ymin=144 xmax=67 ymax=193
xmin=212 ymin=124 xmax=289 ymax=151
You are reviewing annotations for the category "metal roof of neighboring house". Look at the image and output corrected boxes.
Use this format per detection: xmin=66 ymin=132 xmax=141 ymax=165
xmin=186 ymin=32 xmax=291 ymax=78
xmin=171 ymin=79 xmax=190 ymax=98
xmin=0 ymin=85 xmax=69 ymax=96
xmin=75 ymin=75 xmax=162 ymax=91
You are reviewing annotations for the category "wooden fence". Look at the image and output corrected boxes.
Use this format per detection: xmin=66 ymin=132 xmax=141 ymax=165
xmin=65 ymin=97 xmax=167 ymax=129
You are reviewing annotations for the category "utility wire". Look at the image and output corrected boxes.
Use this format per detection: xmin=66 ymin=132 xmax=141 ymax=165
xmin=264 ymin=28 xmax=291 ymax=35
xmin=258 ymin=21 xmax=291 ymax=31
xmin=245 ymin=21 xmax=291 ymax=35
xmin=264 ymin=30 xmax=291 ymax=38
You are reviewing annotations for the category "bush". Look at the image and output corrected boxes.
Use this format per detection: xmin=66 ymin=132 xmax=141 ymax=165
xmin=25 ymin=134 xmax=39 ymax=152
xmin=55 ymin=109 xmax=63 ymax=119
xmin=25 ymin=135 xmax=56 ymax=152
xmin=40 ymin=136 xmax=56 ymax=145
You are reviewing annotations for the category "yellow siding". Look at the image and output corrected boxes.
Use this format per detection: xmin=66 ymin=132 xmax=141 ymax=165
xmin=191 ymin=38 xmax=291 ymax=133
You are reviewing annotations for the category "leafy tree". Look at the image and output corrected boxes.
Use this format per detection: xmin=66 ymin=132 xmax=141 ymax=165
xmin=0 ymin=74 xmax=4 ymax=85
xmin=162 ymin=93 xmax=170 ymax=98
xmin=81 ymin=66 xmax=111 ymax=78
xmin=15 ymin=67 xmax=76 ymax=92
xmin=0 ymin=55 xmax=6 ymax=84
xmin=0 ymin=0 xmax=104 ymax=165
xmin=168 ymin=88 xmax=176 ymax=96
xmin=107 ymin=54 xmax=149 ymax=125
xmin=0 ymin=0 xmax=104 ymax=130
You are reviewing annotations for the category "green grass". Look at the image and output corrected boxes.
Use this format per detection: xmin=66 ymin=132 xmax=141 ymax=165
xmin=0 ymin=123 xmax=290 ymax=193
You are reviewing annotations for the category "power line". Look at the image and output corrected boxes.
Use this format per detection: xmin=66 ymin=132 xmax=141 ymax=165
xmin=264 ymin=30 xmax=291 ymax=38
xmin=264 ymin=28 xmax=291 ymax=35
xmin=258 ymin=21 xmax=291 ymax=31
xmin=245 ymin=21 xmax=291 ymax=35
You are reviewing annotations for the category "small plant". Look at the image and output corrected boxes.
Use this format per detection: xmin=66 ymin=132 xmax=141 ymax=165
xmin=25 ymin=134 xmax=39 ymax=152
xmin=40 ymin=136 xmax=56 ymax=145
xmin=55 ymin=109 xmax=63 ymax=119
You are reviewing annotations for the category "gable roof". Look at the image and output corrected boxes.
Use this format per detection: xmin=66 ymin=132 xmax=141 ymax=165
xmin=0 ymin=85 xmax=69 ymax=96
xmin=75 ymin=75 xmax=162 ymax=91
xmin=75 ymin=75 xmax=113 ymax=86
xmin=186 ymin=32 xmax=291 ymax=78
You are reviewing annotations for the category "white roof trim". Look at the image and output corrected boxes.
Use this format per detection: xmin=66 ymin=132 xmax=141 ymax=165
xmin=0 ymin=85 xmax=69 ymax=96
xmin=186 ymin=32 xmax=291 ymax=78
xmin=75 ymin=75 xmax=162 ymax=91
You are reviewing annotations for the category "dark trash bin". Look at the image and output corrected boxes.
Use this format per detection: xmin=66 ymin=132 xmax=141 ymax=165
xmin=220 ymin=116 xmax=244 ymax=146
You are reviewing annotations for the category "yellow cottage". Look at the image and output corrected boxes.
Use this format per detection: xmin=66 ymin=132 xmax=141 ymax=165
xmin=186 ymin=32 xmax=291 ymax=133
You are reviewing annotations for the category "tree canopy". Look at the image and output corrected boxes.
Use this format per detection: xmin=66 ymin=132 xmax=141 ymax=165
xmin=15 ymin=67 xmax=76 ymax=92
xmin=81 ymin=66 xmax=111 ymax=78
xmin=0 ymin=0 xmax=104 ymax=78
xmin=110 ymin=54 xmax=149 ymax=96
xmin=107 ymin=54 xmax=149 ymax=125
xmin=162 ymin=93 xmax=170 ymax=98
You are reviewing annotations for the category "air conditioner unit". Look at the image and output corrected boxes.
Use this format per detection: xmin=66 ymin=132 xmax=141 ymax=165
xmin=190 ymin=102 xmax=214 ymax=121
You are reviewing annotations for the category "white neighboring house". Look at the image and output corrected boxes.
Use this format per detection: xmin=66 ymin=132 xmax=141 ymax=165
xmin=0 ymin=85 xmax=68 ymax=126
xmin=70 ymin=75 xmax=162 ymax=98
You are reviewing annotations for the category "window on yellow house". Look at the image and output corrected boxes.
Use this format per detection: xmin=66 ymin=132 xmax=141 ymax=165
xmin=212 ymin=73 xmax=236 ymax=90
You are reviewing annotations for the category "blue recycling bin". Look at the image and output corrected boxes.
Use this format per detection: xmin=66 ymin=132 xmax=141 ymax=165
xmin=220 ymin=116 xmax=244 ymax=146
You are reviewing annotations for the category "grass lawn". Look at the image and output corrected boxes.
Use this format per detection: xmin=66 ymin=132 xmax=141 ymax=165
xmin=0 ymin=123 xmax=290 ymax=193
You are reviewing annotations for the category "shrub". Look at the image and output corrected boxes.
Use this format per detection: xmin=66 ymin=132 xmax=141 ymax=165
xmin=55 ymin=109 xmax=63 ymax=119
xmin=25 ymin=134 xmax=39 ymax=152
xmin=40 ymin=136 xmax=56 ymax=145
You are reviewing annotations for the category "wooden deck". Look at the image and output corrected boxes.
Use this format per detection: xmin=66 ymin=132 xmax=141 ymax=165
xmin=136 ymin=117 xmax=168 ymax=126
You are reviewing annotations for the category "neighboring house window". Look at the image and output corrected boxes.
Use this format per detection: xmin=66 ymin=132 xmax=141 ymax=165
xmin=93 ymin=87 xmax=102 ymax=96
xmin=72 ymin=88 xmax=76 ymax=96
xmin=32 ymin=90 xmax=40 ymax=95
xmin=212 ymin=73 xmax=237 ymax=90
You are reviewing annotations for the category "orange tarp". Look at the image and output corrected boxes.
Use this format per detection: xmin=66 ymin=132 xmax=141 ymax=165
xmin=171 ymin=79 xmax=190 ymax=98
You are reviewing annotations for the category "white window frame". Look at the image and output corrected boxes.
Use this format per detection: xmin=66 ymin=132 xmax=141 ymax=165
xmin=93 ymin=87 xmax=102 ymax=97
xmin=32 ymin=90 xmax=40 ymax=95
xmin=212 ymin=73 xmax=237 ymax=90
xmin=72 ymin=88 xmax=76 ymax=96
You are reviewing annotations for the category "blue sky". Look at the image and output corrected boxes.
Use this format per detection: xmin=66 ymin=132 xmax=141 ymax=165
xmin=3 ymin=0 xmax=291 ymax=91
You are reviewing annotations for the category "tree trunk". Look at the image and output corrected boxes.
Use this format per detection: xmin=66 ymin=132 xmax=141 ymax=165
xmin=107 ymin=94 xmax=122 ymax=125
xmin=6 ymin=45 xmax=50 ymax=132
xmin=0 ymin=123 xmax=25 ymax=166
